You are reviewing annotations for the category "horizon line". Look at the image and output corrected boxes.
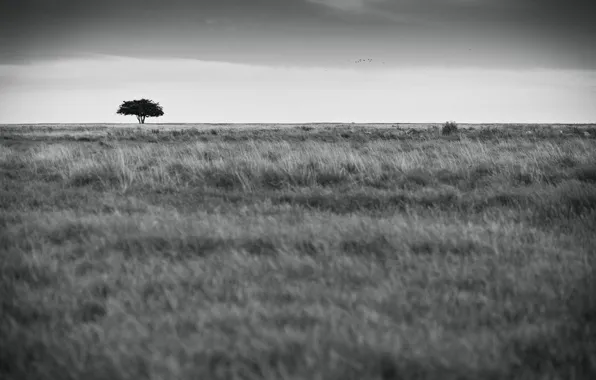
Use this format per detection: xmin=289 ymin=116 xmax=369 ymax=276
xmin=2 ymin=122 xmax=596 ymax=126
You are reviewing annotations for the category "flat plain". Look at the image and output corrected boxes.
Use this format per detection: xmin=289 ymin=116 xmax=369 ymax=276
xmin=1 ymin=123 xmax=595 ymax=380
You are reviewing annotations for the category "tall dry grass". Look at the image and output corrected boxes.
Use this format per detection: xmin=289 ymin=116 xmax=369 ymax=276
xmin=10 ymin=138 xmax=596 ymax=193
xmin=1 ymin=125 xmax=595 ymax=380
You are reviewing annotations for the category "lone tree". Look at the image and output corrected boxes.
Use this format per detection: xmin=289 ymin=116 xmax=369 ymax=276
xmin=116 ymin=99 xmax=164 ymax=124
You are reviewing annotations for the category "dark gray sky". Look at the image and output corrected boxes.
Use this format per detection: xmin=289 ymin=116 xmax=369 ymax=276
xmin=1 ymin=0 xmax=595 ymax=124
xmin=2 ymin=0 xmax=595 ymax=69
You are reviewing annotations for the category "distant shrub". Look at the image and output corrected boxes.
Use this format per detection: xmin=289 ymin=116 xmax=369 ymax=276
xmin=442 ymin=121 xmax=458 ymax=135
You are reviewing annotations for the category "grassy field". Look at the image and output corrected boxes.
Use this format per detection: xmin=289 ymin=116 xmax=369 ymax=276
xmin=1 ymin=123 xmax=595 ymax=379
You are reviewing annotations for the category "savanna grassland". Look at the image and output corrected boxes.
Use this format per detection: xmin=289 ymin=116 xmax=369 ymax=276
xmin=1 ymin=123 xmax=596 ymax=380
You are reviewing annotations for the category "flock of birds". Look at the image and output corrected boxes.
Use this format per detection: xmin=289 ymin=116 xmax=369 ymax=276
xmin=353 ymin=58 xmax=384 ymax=64
xmin=322 ymin=58 xmax=385 ymax=71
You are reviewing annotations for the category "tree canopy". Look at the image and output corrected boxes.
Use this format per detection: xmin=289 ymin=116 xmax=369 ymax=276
xmin=116 ymin=99 xmax=164 ymax=124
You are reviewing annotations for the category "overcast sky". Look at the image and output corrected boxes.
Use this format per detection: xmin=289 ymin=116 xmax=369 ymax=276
xmin=1 ymin=0 xmax=595 ymax=123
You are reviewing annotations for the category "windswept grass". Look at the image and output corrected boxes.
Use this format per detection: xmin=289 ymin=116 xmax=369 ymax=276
xmin=1 ymin=124 xmax=595 ymax=380
xmin=11 ymin=136 xmax=596 ymax=192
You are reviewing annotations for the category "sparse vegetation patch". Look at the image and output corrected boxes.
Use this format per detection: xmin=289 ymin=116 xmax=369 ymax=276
xmin=442 ymin=120 xmax=459 ymax=135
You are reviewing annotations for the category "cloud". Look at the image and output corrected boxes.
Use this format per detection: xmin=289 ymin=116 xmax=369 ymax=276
xmin=307 ymin=0 xmax=372 ymax=11
xmin=0 ymin=0 xmax=594 ymax=69
xmin=307 ymin=0 xmax=422 ymax=23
